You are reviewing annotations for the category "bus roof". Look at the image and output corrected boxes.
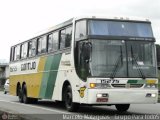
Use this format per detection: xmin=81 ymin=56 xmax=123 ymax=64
xmin=11 ymin=16 xmax=151 ymax=47
xmin=33 ymin=16 xmax=151 ymax=39
xmin=74 ymin=16 xmax=150 ymax=22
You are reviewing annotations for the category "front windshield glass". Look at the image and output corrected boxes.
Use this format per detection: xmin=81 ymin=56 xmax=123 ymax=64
xmin=90 ymin=40 xmax=156 ymax=78
xmin=127 ymin=41 xmax=156 ymax=78
xmin=90 ymin=40 xmax=127 ymax=77
xmin=89 ymin=20 xmax=153 ymax=37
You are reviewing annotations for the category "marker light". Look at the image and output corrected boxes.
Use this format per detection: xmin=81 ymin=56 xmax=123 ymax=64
xmin=90 ymin=83 xmax=96 ymax=88
xmin=146 ymin=80 xmax=156 ymax=84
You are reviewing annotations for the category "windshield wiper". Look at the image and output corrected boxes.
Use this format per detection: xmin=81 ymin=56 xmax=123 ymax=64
xmin=110 ymin=47 xmax=123 ymax=79
xmin=131 ymin=46 xmax=146 ymax=79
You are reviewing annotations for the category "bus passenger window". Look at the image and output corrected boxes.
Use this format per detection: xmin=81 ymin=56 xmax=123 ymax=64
xmin=48 ymin=32 xmax=59 ymax=52
xmin=65 ymin=27 xmax=72 ymax=48
xmin=60 ymin=26 xmax=72 ymax=49
xmin=75 ymin=20 xmax=86 ymax=39
xmin=10 ymin=47 xmax=15 ymax=61
xmin=60 ymin=29 xmax=65 ymax=49
xmin=14 ymin=45 xmax=20 ymax=60
xmin=28 ymin=39 xmax=37 ymax=57
xmin=48 ymin=34 xmax=53 ymax=52
xmin=38 ymin=36 xmax=47 ymax=54
xmin=21 ymin=42 xmax=28 ymax=59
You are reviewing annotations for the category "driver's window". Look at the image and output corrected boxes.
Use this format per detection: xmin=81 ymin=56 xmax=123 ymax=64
xmin=76 ymin=41 xmax=91 ymax=80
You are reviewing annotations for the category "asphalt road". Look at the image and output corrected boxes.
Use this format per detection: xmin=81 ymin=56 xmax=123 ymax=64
xmin=0 ymin=91 xmax=160 ymax=120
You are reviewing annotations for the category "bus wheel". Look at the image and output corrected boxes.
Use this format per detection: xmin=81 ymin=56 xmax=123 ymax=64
xmin=64 ymin=85 xmax=79 ymax=112
xmin=18 ymin=86 xmax=23 ymax=103
xmin=22 ymin=85 xmax=30 ymax=104
xmin=115 ymin=104 xmax=130 ymax=112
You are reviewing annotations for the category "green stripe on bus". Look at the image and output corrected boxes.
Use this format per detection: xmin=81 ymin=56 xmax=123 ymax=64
xmin=39 ymin=54 xmax=62 ymax=99
xmin=127 ymin=80 xmax=138 ymax=84
xmin=127 ymin=80 xmax=145 ymax=84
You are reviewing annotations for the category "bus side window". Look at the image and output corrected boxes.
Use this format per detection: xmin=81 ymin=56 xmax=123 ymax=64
xmin=75 ymin=20 xmax=86 ymax=39
xmin=48 ymin=34 xmax=53 ymax=52
xmin=14 ymin=45 xmax=20 ymax=61
xmin=48 ymin=32 xmax=59 ymax=52
xmin=65 ymin=26 xmax=72 ymax=48
xmin=10 ymin=47 xmax=15 ymax=61
xmin=38 ymin=36 xmax=47 ymax=54
xmin=28 ymin=39 xmax=37 ymax=57
xmin=59 ymin=26 xmax=72 ymax=49
xmin=53 ymin=32 xmax=59 ymax=51
xmin=21 ymin=42 xmax=28 ymax=59
xmin=60 ymin=29 xmax=66 ymax=49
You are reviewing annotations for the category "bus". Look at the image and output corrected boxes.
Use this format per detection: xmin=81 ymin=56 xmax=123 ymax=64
xmin=9 ymin=16 xmax=158 ymax=112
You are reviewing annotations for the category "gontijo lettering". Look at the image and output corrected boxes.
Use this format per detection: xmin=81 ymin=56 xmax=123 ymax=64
xmin=21 ymin=61 xmax=36 ymax=71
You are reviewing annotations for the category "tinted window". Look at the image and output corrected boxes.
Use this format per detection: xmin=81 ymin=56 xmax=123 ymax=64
xmin=10 ymin=47 xmax=15 ymax=61
xmin=75 ymin=20 xmax=86 ymax=39
xmin=65 ymin=27 xmax=72 ymax=47
xmin=28 ymin=39 xmax=37 ymax=57
xmin=48 ymin=32 xmax=59 ymax=52
xmin=38 ymin=36 xmax=47 ymax=54
xmin=14 ymin=45 xmax=20 ymax=60
xmin=21 ymin=42 xmax=28 ymax=59
xmin=60 ymin=29 xmax=65 ymax=49
xmin=89 ymin=20 xmax=153 ymax=38
xmin=60 ymin=26 xmax=72 ymax=49
xmin=48 ymin=34 xmax=54 ymax=52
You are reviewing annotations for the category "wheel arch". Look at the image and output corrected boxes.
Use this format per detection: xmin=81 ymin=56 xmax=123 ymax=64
xmin=62 ymin=80 xmax=71 ymax=101
xmin=16 ymin=82 xmax=21 ymax=96
xmin=22 ymin=82 xmax=27 ymax=95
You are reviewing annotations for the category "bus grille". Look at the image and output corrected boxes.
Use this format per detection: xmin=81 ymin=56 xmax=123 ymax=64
xmin=111 ymin=84 xmax=143 ymax=88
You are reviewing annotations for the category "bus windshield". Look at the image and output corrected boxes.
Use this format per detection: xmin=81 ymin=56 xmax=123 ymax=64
xmin=88 ymin=20 xmax=153 ymax=37
xmin=90 ymin=40 xmax=156 ymax=78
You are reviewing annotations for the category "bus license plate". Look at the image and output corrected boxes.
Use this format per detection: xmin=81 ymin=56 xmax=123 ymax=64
xmin=97 ymin=79 xmax=119 ymax=84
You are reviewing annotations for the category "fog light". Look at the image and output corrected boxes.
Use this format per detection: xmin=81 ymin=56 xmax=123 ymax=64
xmin=146 ymin=93 xmax=151 ymax=97
xmin=146 ymin=93 xmax=156 ymax=97
xmin=97 ymin=94 xmax=102 ymax=98
xmin=151 ymin=93 xmax=156 ymax=97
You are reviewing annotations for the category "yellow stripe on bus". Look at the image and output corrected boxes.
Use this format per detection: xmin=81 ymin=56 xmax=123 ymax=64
xmin=10 ymin=56 xmax=47 ymax=98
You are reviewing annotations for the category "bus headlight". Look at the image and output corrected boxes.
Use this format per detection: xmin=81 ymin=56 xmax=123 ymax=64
xmin=90 ymin=83 xmax=111 ymax=89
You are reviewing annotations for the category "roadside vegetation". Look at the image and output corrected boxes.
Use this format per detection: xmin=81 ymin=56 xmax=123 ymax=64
xmin=0 ymin=86 xmax=4 ymax=91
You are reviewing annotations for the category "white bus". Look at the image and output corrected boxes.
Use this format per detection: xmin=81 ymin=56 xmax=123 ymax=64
xmin=9 ymin=16 xmax=158 ymax=112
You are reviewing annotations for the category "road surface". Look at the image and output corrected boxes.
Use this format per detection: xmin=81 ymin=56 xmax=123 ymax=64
xmin=0 ymin=92 xmax=160 ymax=120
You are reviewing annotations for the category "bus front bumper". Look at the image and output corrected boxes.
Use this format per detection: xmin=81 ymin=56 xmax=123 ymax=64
xmin=87 ymin=89 xmax=158 ymax=104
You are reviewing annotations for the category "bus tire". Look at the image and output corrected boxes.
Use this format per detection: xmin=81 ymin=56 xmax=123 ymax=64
xmin=64 ymin=85 xmax=79 ymax=112
xmin=115 ymin=104 xmax=130 ymax=112
xmin=18 ymin=85 xmax=23 ymax=103
xmin=22 ymin=84 xmax=31 ymax=104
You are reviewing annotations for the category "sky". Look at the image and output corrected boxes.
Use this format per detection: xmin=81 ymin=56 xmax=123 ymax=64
xmin=0 ymin=0 xmax=160 ymax=61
